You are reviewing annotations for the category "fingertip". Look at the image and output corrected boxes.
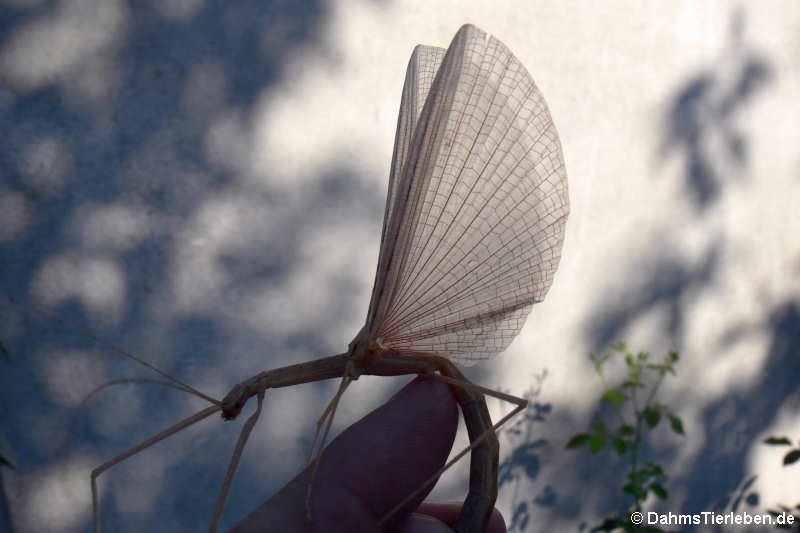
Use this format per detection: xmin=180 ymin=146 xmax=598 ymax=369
xmin=312 ymin=376 xmax=458 ymax=528
xmin=416 ymin=502 xmax=507 ymax=533
xmin=395 ymin=513 xmax=454 ymax=533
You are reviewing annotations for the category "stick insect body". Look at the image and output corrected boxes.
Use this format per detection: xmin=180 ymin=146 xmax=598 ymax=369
xmin=8 ymin=23 xmax=569 ymax=533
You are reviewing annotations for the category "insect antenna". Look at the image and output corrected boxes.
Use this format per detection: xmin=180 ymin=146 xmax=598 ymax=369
xmin=60 ymin=377 xmax=203 ymax=458
xmin=3 ymin=294 xmax=220 ymax=407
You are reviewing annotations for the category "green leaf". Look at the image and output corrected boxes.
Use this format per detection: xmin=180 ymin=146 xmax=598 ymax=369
xmin=669 ymin=350 xmax=679 ymax=362
xmin=612 ymin=437 xmax=628 ymax=455
xmin=783 ymin=449 xmax=800 ymax=466
xmin=764 ymin=436 xmax=792 ymax=446
xmin=622 ymin=482 xmax=646 ymax=501
xmin=649 ymin=464 xmax=665 ymax=477
xmin=589 ymin=433 xmax=606 ymax=453
xmin=591 ymin=352 xmax=612 ymax=371
xmin=618 ymin=424 xmax=635 ymax=436
xmin=591 ymin=517 xmax=622 ymax=532
xmin=614 ymin=341 xmax=627 ymax=353
xmin=650 ymin=482 xmax=668 ymax=500
xmin=628 ymin=471 xmax=645 ymax=483
xmin=566 ymin=434 xmax=591 ymax=449
xmin=644 ymin=407 xmax=661 ymax=428
xmin=0 ymin=341 xmax=9 ymax=361
xmin=668 ymin=414 xmax=684 ymax=435
xmin=593 ymin=421 xmax=607 ymax=434
xmin=602 ymin=388 xmax=629 ymax=408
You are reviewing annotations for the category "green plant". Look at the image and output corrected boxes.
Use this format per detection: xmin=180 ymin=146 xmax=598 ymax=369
xmin=763 ymin=436 xmax=800 ymax=530
xmin=566 ymin=342 xmax=684 ymax=532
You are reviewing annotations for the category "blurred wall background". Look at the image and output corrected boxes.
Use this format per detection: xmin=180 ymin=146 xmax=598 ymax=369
xmin=1 ymin=1 xmax=798 ymax=531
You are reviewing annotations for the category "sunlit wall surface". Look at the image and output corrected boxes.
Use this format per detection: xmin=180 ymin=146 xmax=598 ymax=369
xmin=1 ymin=1 xmax=798 ymax=532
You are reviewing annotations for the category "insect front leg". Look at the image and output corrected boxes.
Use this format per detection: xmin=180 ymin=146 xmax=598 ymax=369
xmin=209 ymin=390 xmax=265 ymax=533
xmin=210 ymin=353 xmax=353 ymax=529
xmin=90 ymin=405 xmax=221 ymax=533
xmin=227 ymin=375 xmax=459 ymax=533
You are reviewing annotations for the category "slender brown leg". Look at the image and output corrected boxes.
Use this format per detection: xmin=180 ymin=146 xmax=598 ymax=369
xmin=369 ymin=357 xmax=528 ymax=533
xmin=305 ymin=374 xmax=353 ymax=520
xmin=376 ymin=373 xmax=528 ymax=529
xmin=259 ymin=352 xmax=523 ymax=533
xmin=447 ymin=379 xmax=498 ymax=533
xmin=91 ymin=405 xmax=222 ymax=533
xmin=193 ymin=351 xmax=525 ymax=533
xmin=436 ymin=371 xmax=528 ymax=533
xmin=8 ymin=295 xmax=526 ymax=532
xmin=209 ymin=390 xmax=265 ymax=533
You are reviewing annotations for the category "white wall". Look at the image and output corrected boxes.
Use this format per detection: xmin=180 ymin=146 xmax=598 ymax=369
xmin=1 ymin=1 xmax=798 ymax=531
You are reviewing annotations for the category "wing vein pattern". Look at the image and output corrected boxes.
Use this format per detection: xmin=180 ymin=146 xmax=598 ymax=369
xmin=364 ymin=24 xmax=569 ymax=366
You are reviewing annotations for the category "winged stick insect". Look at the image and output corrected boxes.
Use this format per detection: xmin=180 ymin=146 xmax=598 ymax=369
xmin=7 ymin=22 xmax=569 ymax=533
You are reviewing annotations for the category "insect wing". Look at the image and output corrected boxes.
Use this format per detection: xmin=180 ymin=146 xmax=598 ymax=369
xmin=367 ymin=24 xmax=569 ymax=365
xmin=367 ymin=44 xmax=446 ymax=332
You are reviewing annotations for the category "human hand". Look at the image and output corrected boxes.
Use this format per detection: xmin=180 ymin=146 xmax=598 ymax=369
xmin=228 ymin=376 xmax=506 ymax=532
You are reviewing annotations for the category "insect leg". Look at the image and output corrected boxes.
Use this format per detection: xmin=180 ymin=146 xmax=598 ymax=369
xmin=377 ymin=367 xmax=528 ymax=533
xmin=209 ymin=389 xmax=265 ymax=533
xmin=91 ymin=404 xmax=221 ymax=533
xmin=305 ymin=373 xmax=353 ymax=520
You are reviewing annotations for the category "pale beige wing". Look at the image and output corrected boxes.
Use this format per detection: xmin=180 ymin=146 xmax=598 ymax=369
xmin=366 ymin=44 xmax=446 ymax=331
xmin=367 ymin=24 xmax=569 ymax=366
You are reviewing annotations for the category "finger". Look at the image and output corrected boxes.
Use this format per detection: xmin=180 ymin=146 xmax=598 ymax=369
xmin=395 ymin=513 xmax=454 ymax=533
xmin=228 ymin=376 xmax=458 ymax=533
xmin=416 ymin=503 xmax=507 ymax=533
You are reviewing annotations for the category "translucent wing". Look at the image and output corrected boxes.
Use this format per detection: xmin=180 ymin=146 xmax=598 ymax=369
xmin=365 ymin=24 xmax=569 ymax=366
xmin=376 ymin=44 xmax=446 ymax=275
